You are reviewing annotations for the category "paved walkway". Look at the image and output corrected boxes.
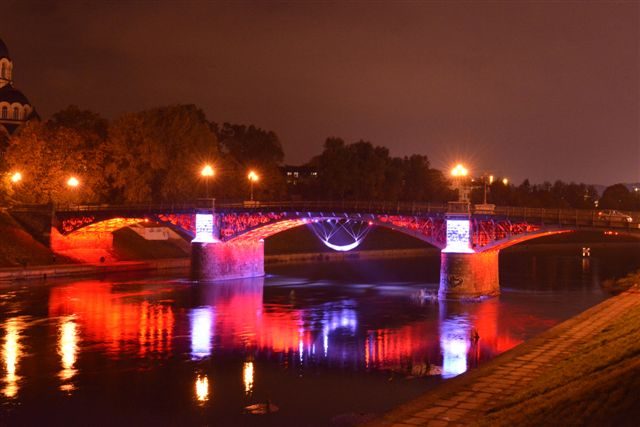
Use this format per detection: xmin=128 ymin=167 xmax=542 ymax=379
xmin=368 ymin=288 xmax=640 ymax=427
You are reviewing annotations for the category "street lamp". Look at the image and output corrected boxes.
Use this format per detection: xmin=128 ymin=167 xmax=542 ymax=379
xmin=450 ymin=164 xmax=468 ymax=177
xmin=450 ymin=163 xmax=470 ymax=204
xmin=502 ymin=178 xmax=509 ymax=186
xmin=247 ymin=170 xmax=259 ymax=202
xmin=67 ymin=176 xmax=80 ymax=188
xmin=200 ymin=164 xmax=215 ymax=199
xmin=10 ymin=172 xmax=22 ymax=183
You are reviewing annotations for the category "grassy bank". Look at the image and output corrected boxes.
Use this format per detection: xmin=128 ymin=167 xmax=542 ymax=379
xmin=482 ymin=287 xmax=640 ymax=426
xmin=0 ymin=211 xmax=73 ymax=267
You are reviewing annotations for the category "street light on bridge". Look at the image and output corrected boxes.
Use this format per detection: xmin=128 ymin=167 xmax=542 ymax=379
xmin=247 ymin=170 xmax=259 ymax=202
xmin=200 ymin=164 xmax=215 ymax=199
xmin=10 ymin=172 xmax=22 ymax=184
xmin=450 ymin=163 xmax=470 ymax=204
xmin=67 ymin=176 xmax=80 ymax=188
xmin=450 ymin=164 xmax=469 ymax=178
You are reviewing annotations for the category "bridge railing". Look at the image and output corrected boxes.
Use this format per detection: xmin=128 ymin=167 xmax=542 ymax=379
xmin=11 ymin=201 xmax=640 ymax=230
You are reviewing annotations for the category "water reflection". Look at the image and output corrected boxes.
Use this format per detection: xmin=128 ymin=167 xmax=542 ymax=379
xmin=49 ymin=281 xmax=175 ymax=359
xmin=2 ymin=317 xmax=24 ymax=398
xmin=58 ymin=316 xmax=78 ymax=391
xmin=44 ymin=276 xmax=545 ymax=387
xmin=440 ymin=312 xmax=471 ymax=378
xmin=194 ymin=374 xmax=209 ymax=403
xmin=243 ymin=361 xmax=254 ymax=395
xmin=190 ymin=307 xmax=214 ymax=359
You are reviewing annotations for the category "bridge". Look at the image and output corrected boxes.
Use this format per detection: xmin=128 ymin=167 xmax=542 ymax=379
xmin=10 ymin=201 xmax=640 ymax=299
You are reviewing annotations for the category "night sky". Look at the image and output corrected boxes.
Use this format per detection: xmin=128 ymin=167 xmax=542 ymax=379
xmin=3 ymin=1 xmax=638 ymax=185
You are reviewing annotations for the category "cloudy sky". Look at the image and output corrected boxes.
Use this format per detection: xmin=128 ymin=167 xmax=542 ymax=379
xmin=3 ymin=1 xmax=638 ymax=185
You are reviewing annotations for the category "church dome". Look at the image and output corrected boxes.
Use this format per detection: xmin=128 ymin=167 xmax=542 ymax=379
xmin=0 ymin=85 xmax=30 ymax=105
xmin=0 ymin=39 xmax=10 ymax=60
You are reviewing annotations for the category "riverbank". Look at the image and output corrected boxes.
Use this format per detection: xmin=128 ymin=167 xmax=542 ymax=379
xmin=366 ymin=286 xmax=640 ymax=426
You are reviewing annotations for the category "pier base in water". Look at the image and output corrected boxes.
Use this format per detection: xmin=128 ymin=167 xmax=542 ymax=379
xmin=191 ymin=240 xmax=265 ymax=281
xmin=438 ymin=250 xmax=500 ymax=299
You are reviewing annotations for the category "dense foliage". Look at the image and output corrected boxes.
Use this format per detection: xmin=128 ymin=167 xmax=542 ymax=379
xmin=0 ymin=104 xmax=637 ymax=211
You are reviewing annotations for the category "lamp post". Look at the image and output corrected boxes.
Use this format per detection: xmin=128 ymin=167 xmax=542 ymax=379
xmin=482 ymin=174 xmax=494 ymax=205
xmin=201 ymin=164 xmax=215 ymax=199
xmin=247 ymin=170 xmax=259 ymax=202
xmin=450 ymin=163 xmax=469 ymax=203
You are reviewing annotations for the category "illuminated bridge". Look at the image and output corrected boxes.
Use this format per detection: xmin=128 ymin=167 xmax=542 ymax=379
xmin=12 ymin=201 xmax=640 ymax=299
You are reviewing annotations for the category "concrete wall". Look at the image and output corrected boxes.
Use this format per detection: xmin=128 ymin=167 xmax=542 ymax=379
xmin=50 ymin=228 xmax=115 ymax=263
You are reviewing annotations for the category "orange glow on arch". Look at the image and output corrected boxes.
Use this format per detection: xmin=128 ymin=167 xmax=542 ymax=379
xmin=227 ymin=219 xmax=308 ymax=243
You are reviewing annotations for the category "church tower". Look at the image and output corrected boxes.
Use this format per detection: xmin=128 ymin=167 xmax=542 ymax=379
xmin=0 ymin=38 xmax=36 ymax=135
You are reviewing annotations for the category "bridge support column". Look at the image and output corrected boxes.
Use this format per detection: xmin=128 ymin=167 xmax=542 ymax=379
xmin=190 ymin=240 xmax=265 ymax=282
xmin=438 ymin=250 xmax=500 ymax=299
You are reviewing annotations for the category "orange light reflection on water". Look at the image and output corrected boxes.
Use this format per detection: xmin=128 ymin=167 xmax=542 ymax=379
xmin=2 ymin=318 xmax=24 ymax=398
xmin=58 ymin=317 xmax=78 ymax=392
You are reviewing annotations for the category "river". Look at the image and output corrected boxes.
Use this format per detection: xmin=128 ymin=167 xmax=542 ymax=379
xmin=1 ymin=244 xmax=639 ymax=426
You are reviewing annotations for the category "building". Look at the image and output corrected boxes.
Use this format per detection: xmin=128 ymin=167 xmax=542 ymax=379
xmin=0 ymin=38 xmax=36 ymax=136
xmin=281 ymin=165 xmax=318 ymax=186
xmin=280 ymin=165 xmax=318 ymax=199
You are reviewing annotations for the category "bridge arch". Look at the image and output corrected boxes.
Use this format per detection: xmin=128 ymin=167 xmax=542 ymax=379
xmin=51 ymin=215 xmax=196 ymax=263
xmin=224 ymin=215 xmax=446 ymax=250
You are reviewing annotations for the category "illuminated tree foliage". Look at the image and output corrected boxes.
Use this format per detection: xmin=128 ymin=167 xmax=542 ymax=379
xmin=307 ymin=138 xmax=451 ymax=202
xmin=213 ymin=123 xmax=287 ymax=200
xmin=2 ymin=121 xmax=102 ymax=204
xmin=0 ymin=103 xmax=626 ymax=209
xmin=104 ymin=105 xmax=219 ymax=203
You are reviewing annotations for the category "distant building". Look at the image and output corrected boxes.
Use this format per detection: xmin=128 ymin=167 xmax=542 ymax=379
xmin=281 ymin=165 xmax=318 ymax=186
xmin=280 ymin=165 xmax=318 ymax=199
xmin=0 ymin=38 xmax=36 ymax=136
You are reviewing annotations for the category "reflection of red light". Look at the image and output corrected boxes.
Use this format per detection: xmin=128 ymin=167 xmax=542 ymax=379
xmin=203 ymin=283 xmax=310 ymax=353
xmin=49 ymin=282 xmax=174 ymax=358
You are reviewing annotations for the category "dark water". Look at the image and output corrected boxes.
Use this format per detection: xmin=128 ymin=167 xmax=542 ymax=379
xmin=1 ymin=245 xmax=639 ymax=426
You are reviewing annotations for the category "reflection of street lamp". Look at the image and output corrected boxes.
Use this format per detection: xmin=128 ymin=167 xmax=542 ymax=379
xmin=10 ymin=172 xmax=22 ymax=183
xmin=247 ymin=170 xmax=259 ymax=202
xmin=200 ymin=164 xmax=215 ymax=199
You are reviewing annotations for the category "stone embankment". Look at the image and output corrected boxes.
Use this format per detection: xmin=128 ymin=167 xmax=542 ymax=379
xmin=367 ymin=286 xmax=640 ymax=427
xmin=0 ymin=248 xmax=437 ymax=281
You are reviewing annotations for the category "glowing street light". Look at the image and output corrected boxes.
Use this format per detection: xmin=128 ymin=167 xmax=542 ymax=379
xmin=247 ymin=170 xmax=259 ymax=202
xmin=502 ymin=178 xmax=509 ymax=185
xmin=67 ymin=176 xmax=80 ymax=188
xmin=10 ymin=172 xmax=22 ymax=184
xmin=450 ymin=164 xmax=469 ymax=177
xmin=201 ymin=164 xmax=214 ymax=177
xmin=200 ymin=164 xmax=215 ymax=199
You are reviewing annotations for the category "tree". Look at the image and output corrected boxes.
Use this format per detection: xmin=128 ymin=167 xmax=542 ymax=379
xmin=2 ymin=121 xmax=102 ymax=204
xmin=49 ymin=105 xmax=109 ymax=146
xmin=214 ymin=123 xmax=286 ymax=200
xmin=600 ymin=184 xmax=632 ymax=210
xmin=104 ymin=105 xmax=220 ymax=203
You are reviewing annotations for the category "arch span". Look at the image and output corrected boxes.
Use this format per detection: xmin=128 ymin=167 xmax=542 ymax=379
xmin=225 ymin=215 xmax=446 ymax=250
xmin=52 ymin=216 xmax=195 ymax=263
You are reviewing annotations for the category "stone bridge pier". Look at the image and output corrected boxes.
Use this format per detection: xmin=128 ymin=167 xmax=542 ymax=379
xmin=190 ymin=240 xmax=265 ymax=281
xmin=189 ymin=213 xmax=265 ymax=282
xmin=438 ymin=250 xmax=500 ymax=299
